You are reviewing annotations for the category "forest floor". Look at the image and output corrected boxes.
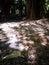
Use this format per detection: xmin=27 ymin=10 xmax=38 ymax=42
xmin=0 ymin=18 xmax=49 ymax=58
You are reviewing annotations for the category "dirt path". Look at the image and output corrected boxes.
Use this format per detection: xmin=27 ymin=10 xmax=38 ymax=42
xmin=0 ymin=19 xmax=49 ymax=52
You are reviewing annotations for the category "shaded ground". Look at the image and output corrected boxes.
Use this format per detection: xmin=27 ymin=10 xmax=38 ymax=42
xmin=0 ymin=18 xmax=49 ymax=64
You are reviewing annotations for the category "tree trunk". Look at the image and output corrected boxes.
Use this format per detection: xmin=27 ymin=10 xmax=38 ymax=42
xmin=31 ymin=0 xmax=45 ymax=19
xmin=26 ymin=0 xmax=45 ymax=20
xmin=30 ymin=0 xmax=36 ymax=19
xmin=2 ymin=0 xmax=11 ymax=17
xmin=39 ymin=0 xmax=45 ymax=18
xmin=26 ymin=0 xmax=31 ymax=19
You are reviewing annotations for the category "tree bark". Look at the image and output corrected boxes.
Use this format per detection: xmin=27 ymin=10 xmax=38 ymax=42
xmin=26 ymin=0 xmax=31 ymax=19
xmin=2 ymin=0 xmax=11 ymax=17
xmin=31 ymin=0 xmax=45 ymax=19
xmin=39 ymin=0 xmax=45 ymax=18
xmin=26 ymin=0 xmax=45 ymax=20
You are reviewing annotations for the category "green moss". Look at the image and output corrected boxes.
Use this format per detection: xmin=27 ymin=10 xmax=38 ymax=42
xmin=6 ymin=51 xmax=21 ymax=59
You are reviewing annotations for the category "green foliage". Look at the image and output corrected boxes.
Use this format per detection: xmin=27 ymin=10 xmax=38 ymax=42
xmin=22 ymin=0 xmax=26 ymax=5
xmin=14 ymin=0 xmax=19 ymax=4
xmin=45 ymin=0 xmax=49 ymax=11
xmin=6 ymin=51 xmax=21 ymax=59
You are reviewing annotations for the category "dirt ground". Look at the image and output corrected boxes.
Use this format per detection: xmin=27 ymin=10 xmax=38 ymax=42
xmin=0 ymin=18 xmax=49 ymax=49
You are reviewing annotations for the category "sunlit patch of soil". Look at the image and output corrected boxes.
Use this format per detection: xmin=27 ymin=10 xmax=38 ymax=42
xmin=0 ymin=19 xmax=49 ymax=51
xmin=0 ymin=19 xmax=49 ymax=62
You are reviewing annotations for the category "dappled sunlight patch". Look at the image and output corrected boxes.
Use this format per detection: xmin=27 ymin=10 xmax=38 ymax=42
xmin=28 ymin=48 xmax=36 ymax=64
xmin=0 ymin=20 xmax=49 ymax=64
xmin=0 ymin=19 xmax=49 ymax=62
xmin=46 ymin=36 xmax=49 ymax=40
xmin=0 ymin=19 xmax=49 ymax=51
